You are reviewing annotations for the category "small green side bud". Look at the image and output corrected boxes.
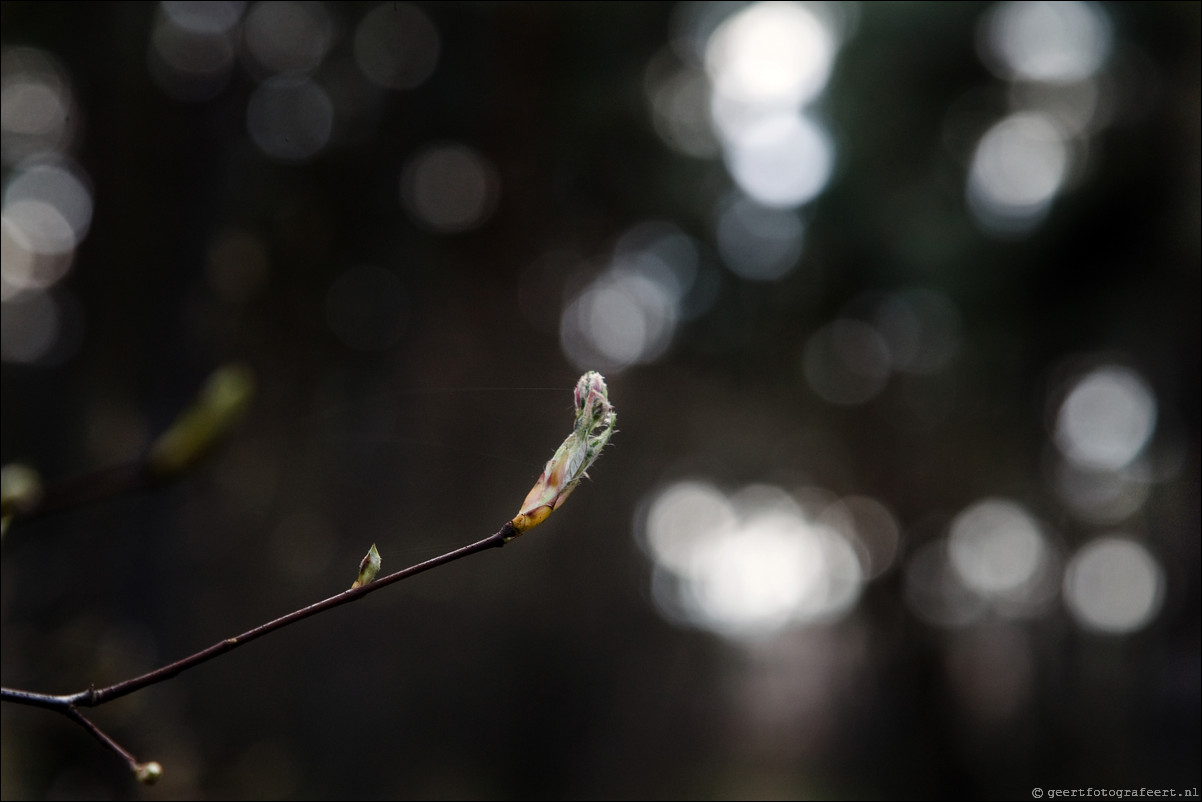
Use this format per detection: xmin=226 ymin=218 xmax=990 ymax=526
xmin=352 ymin=543 xmax=382 ymax=588
xmin=1 ymin=463 xmax=43 ymax=536
xmin=134 ymin=761 xmax=163 ymax=784
xmin=148 ymin=363 xmax=255 ymax=479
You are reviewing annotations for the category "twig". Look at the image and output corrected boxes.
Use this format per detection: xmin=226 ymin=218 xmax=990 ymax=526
xmin=6 ymin=522 xmax=513 ymax=707
xmin=65 ymin=706 xmax=161 ymax=783
xmin=0 ymin=522 xmax=516 ymax=781
xmin=1 ymin=370 xmax=616 ymax=784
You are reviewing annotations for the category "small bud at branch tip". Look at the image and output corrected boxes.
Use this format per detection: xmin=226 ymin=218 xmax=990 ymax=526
xmin=509 ymin=372 xmax=616 ymax=536
xmin=135 ymin=761 xmax=163 ymax=785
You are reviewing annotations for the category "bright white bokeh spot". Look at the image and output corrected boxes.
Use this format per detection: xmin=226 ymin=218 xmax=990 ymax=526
xmin=560 ymin=226 xmax=697 ymax=374
xmin=723 ymin=112 xmax=834 ymax=208
xmin=639 ymin=480 xmax=865 ymax=641
xmin=400 ymin=144 xmax=500 ymax=233
xmin=685 ymin=516 xmax=823 ymax=638
xmin=576 ymin=284 xmax=647 ymax=365
xmin=982 ymin=0 xmax=1113 ymax=84
xmin=560 ymin=269 xmax=676 ymax=373
xmin=3 ymin=161 xmax=93 ymax=253
xmin=247 ymin=76 xmax=334 ymax=161
xmin=3 ymin=200 xmax=75 ymax=259
xmin=688 ymin=3 xmax=843 ymax=217
xmin=803 ymin=318 xmax=892 ymax=406
xmin=967 ymin=112 xmax=1069 ymax=232
xmin=2 ymin=161 xmax=92 ymax=300
xmin=640 ymin=480 xmax=737 ymax=575
xmin=1064 ymin=536 xmax=1163 ymax=634
xmin=705 ymin=1 xmax=835 ymax=109
xmin=948 ymin=498 xmax=1049 ymax=601
xmin=1054 ymin=365 xmax=1156 ymax=471
xmin=716 ymin=194 xmax=805 ymax=281
xmin=354 ymin=3 xmax=440 ymax=90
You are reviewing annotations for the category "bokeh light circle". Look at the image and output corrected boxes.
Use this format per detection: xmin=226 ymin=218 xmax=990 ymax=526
xmin=1063 ymin=536 xmax=1164 ymax=634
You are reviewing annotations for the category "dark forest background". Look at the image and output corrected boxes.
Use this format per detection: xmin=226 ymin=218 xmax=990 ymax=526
xmin=2 ymin=2 xmax=1198 ymax=799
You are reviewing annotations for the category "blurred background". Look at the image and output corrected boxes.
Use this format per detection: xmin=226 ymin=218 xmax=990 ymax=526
xmin=1 ymin=1 xmax=1198 ymax=799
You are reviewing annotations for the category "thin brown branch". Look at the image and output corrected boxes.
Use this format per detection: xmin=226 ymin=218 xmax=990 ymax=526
xmin=66 ymin=707 xmax=138 ymax=770
xmin=1 ymin=370 xmax=612 ymax=783
xmin=1 ymin=521 xmax=516 ymax=782
xmin=2 ymin=521 xmax=514 ymax=711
